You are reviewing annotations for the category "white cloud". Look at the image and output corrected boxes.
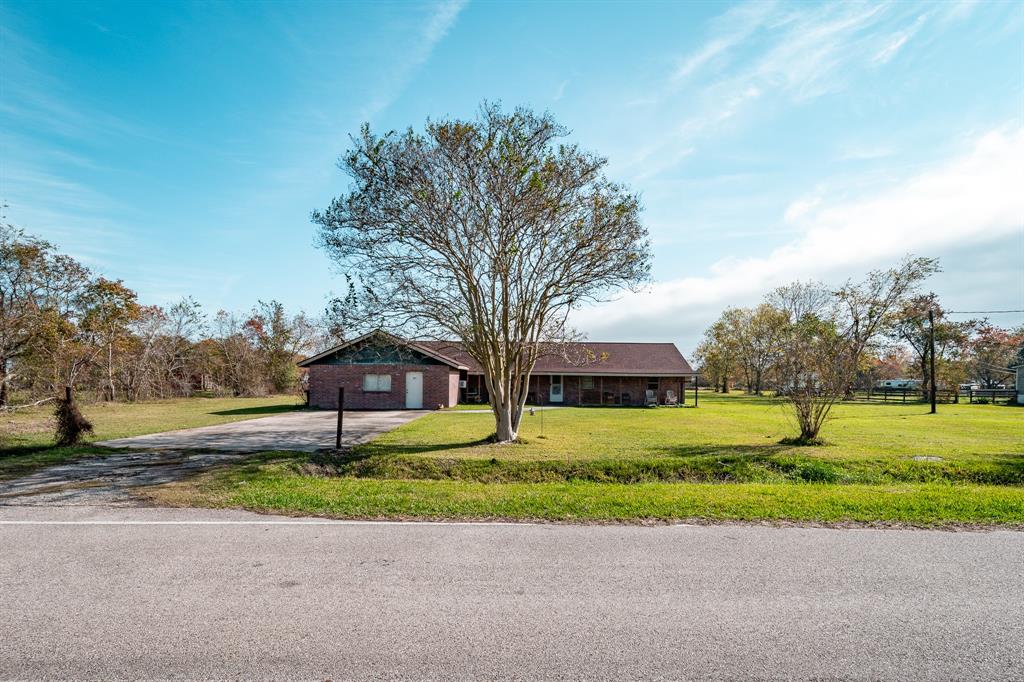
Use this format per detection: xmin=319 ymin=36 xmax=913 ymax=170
xmin=620 ymin=3 xmax=901 ymax=181
xmin=573 ymin=126 xmax=1024 ymax=347
xmin=553 ymin=80 xmax=569 ymax=102
xmin=359 ymin=0 xmax=468 ymax=121
xmin=670 ymin=1 xmax=777 ymax=82
xmin=873 ymin=14 xmax=928 ymax=64
xmin=671 ymin=38 xmax=732 ymax=82
xmin=782 ymin=195 xmax=822 ymax=223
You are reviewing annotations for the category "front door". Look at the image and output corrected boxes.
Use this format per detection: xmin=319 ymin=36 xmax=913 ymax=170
xmin=405 ymin=371 xmax=423 ymax=409
xmin=549 ymin=375 xmax=563 ymax=403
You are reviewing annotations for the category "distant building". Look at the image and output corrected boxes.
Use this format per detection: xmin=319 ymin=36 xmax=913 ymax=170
xmin=875 ymin=379 xmax=922 ymax=390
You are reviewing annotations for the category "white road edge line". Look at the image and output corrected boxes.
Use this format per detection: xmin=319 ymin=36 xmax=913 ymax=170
xmin=0 ymin=519 xmax=699 ymax=527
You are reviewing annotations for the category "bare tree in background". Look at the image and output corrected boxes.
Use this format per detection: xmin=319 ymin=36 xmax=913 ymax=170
xmin=773 ymin=257 xmax=939 ymax=442
xmin=314 ymin=103 xmax=651 ymax=441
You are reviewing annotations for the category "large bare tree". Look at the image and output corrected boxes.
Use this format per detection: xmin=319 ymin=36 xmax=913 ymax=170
xmin=314 ymin=103 xmax=651 ymax=441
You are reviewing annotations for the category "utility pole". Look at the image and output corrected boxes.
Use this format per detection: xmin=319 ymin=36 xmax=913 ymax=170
xmin=928 ymin=309 xmax=937 ymax=414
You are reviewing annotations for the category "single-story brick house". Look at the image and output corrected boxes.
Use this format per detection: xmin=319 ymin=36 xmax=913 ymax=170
xmin=299 ymin=331 xmax=696 ymax=410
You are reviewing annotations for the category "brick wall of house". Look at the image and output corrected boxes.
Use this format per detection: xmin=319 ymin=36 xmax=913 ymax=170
xmin=308 ymin=363 xmax=460 ymax=410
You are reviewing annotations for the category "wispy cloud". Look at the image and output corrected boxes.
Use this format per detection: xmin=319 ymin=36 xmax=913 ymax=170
xmin=618 ymin=2 xmax=965 ymax=182
xmin=575 ymin=125 xmax=1024 ymax=348
xmin=873 ymin=14 xmax=928 ymax=64
xmin=669 ymin=1 xmax=776 ymax=82
xmin=553 ymin=80 xmax=569 ymax=102
xmin=359 ymin=0 xmax=468 ymax=122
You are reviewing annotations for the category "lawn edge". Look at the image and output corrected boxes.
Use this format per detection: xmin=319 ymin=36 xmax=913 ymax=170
xmin=131 ymin=494 xmax=1024 ymax=532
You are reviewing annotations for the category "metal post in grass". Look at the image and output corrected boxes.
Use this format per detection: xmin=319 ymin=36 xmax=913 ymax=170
xmin=928 ymin=308 xmax=937 ymax=414
xmin=335 ymin=386 xmax=344 ymax=449
xmin=694 ymin=375 xmax=699 ymax=408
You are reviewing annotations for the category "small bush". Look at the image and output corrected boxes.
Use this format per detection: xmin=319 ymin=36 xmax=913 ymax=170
xmin=54 ymin=394 xmax=94 ymax=446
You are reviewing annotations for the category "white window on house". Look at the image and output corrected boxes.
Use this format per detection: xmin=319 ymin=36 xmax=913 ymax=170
xmin=647 ymin=378 xmax=659 ymax=392
xmin=581 ymin=376 xmax=595 ymax=389
xmin=363 ymin=374 xmax=392 ymax=392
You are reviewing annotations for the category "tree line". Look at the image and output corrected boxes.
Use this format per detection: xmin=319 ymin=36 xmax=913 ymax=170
xmin=694 ymin=257 xmax=1023 ymax=442
xmin=1 ymin=222 xmax=333 ymax=409
xmin=696 ymin=266 xmax=1022 ymax=398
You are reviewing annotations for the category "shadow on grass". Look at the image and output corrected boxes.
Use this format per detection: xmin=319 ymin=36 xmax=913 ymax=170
xmin=650 ymin=442 xmax=792 ymax=459
xmin=209 ymin=404 xmax=306 ymax=416
xmin=0 ymin=444 xmax=118 ymax=480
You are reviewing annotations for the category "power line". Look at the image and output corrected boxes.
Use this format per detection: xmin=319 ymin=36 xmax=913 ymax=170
xmin=945 ymin=309 xmax=1024 ymax=314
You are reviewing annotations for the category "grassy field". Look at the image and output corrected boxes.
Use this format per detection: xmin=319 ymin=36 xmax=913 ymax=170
xmin=147 ymin=393 xmax=1024 ymax=525
xmin=0 ymin=395 xmax=304 ymax=479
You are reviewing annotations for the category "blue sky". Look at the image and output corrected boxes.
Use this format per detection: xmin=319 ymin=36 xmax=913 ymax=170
xmin=2 ymin=0 xmax=1022 ymax=354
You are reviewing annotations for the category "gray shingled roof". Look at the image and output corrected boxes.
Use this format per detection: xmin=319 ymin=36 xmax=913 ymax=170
xmin=417 ymin=341 xmax=694 ymax=376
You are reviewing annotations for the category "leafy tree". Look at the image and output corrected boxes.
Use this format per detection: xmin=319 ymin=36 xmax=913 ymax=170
xmin=891 ymin=293 xmax=976 ymax=393
xmin=208 ymin=311 xmax=261 ymax=396
xmin=969 ymin=323 xmax=1022 ymax=387
xmin=83 ymin=278 xmax=142 ymax=401
xmin=0 ymin=223 xmax=89 ymax=406
xmin=314 ymin=103 xmax=651 ymax=441
xmin=731 ymin=304 xmax=788 ymax=395
xmin=1011 ymin=325 xmax=1024 ymax=369
xmin=245 ymin=300 xmax=319 ymax=393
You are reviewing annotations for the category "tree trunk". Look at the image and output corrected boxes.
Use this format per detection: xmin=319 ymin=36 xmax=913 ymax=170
xmin=106 ymin=343 xmax=116 ymax=402
xmin=920 ymin=351 xmax=929 ymax=393
xmin=495 ymin=401 xmax=518 ymax=442
xmin=0 ymin=358 xmax=8 ymax=408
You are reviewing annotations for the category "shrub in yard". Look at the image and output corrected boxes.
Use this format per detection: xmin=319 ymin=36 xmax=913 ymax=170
xmin=54 ymin=392 xmax=94 ymax=446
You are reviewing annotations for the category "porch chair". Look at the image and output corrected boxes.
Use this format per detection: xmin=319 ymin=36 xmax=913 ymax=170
xmin=645 ymin=389 xmax=658 ymax=407
xmin=664 ymin=389 xmax=678 ymax=406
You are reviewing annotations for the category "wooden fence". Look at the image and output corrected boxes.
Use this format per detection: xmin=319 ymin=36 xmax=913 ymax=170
xmin=847 ymin=388 xmax=1017 ymax=404
xmin=966 ymin=388 xmax=1016 ymax=404
xmin=848 ymin=388 xmax=956 ymax=403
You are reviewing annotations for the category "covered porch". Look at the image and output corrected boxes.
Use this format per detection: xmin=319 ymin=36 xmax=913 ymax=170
xmin=460 ymin=372 xmax=694 ymax=407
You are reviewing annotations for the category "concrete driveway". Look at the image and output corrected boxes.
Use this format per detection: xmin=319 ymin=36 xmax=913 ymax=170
xmin=98 ymin=408 xmax=427 ymax=452
xmin=0 ymin=410 xmax=426 ymax=506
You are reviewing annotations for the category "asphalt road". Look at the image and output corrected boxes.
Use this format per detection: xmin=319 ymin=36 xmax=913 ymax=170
xmin=1 ymin=506 xmax=1022 ymax=681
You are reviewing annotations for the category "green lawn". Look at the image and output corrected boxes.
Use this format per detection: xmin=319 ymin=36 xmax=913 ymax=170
xmin=0 ymin=395 xmax=304 ymax=479
xmin=150 ymin=474 xmax=1024 ymax=526
xmin=146 ymin=393 xmax=1024 ymax=525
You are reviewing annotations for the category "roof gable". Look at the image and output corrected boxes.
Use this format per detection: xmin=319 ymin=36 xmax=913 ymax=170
xmin=297 ymin=331 xmax=468 ymax=369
